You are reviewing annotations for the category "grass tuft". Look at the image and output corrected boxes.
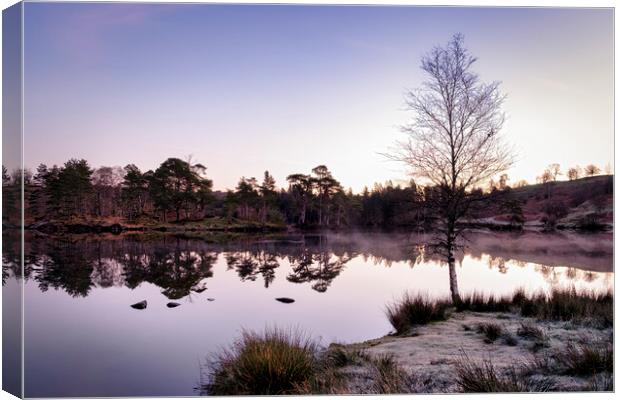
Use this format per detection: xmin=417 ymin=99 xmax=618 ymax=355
xmin=455 ymin=352 xmax=554 ymax=393
xmin=368 ymin=354 xmax=414 ymax=394
xmin=202 ymin=327 xmax=322 ymax=395
xmin=385 ymin=293 xmax=449 ymax=335
xmin=553 ymin=341 xmax=613 ymax=376
xmin=516 ymin=321 xmax=547 ymax=342
xmin=476 ymin=322 xmax=503 ymax=343
xmin=518 ymin=288 xmax=612 ymax=327
xmin=457 ymin=292 xmax=513 ymax=312
xmin=324 ymin=344 xmax=368 ymax=368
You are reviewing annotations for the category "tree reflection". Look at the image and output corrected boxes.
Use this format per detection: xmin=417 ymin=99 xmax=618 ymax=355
xmin=34 ymin=242 xmax=95 ymax=297
xmin=287 ymin=249 xmax=351 ymax=293
xmin=123 ymin=245 xmax=216 ymax=299
xmin=226 ymin=250 xmax=279 ymax=288
xmin=5 ymin=233 xmax=612 ymax=299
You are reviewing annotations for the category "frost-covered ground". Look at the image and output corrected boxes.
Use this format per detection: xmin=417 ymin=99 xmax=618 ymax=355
xmin=337 ymin=311 xmax=612 ymax=393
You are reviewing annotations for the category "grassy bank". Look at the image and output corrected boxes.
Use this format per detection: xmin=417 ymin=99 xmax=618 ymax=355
xmin=199 ymin=328 xmax=413 ymax=395
xmin=200 ymin=288 xmax=613 ymax=395
xmin=386 ymin=287 xmax=613 ymax=335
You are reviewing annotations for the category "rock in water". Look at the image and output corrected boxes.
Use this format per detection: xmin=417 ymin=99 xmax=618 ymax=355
xmin=275 ymin=297 xmax=295 ymax=304
xmin=206 ymin=298 xmax=215 ymax=302
xmin=167 ymin=302 xmax=180 ymax=308
xmin=130 ymin=300 xmax=147 ymax=309
xmin=192 ymin=287 xmax=207 ymax=293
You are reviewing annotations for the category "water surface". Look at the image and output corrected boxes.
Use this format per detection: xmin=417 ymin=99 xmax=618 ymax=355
xmin=2 ymin=231 xmax=613 ymax=397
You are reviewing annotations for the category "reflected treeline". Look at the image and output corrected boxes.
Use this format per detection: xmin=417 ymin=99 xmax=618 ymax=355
xmin=2 ymin=232 xmax=613 ymax=299
xmin=225 ymin=251 xmax=278 ymax=288
xmin=286 ymin=246 xmax=352 ymax=293
xmin=3 ymin=234 xmax=219 ymax=298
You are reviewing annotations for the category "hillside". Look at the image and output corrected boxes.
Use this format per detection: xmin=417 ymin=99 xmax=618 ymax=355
xmin=470 ymin=175 xmax=613 ymax=231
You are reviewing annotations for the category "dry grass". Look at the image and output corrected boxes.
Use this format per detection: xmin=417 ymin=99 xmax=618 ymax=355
xmin=553 ymin=341 xmax=613 ymax=376
xmin=385 ymin=293 xmax=449 ymax=335
xmin=455 ymin=352 xmax=554 ymax=392
xmin=518 ymin=288 xmax=612 ymax=327
xmin=476 ymin=322 xmax=503 ymax=343
xmin=367 ymin=354 xmax=414 ymax=394
xmin=457 ymin=292 xmax=513 ymax=312
xmin=201 ymin=327 xmax=323 ymax=395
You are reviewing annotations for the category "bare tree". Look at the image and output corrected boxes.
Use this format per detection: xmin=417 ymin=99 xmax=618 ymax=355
xmin=539 ymin=169 xmax=553 ymax=184
xmin=584 ymin=164 xmax=601 ymax=177
xmin=387 ymin=33 xmax=513 ymax=303
xmin=567 ymin=166 xmax=581 ymax=181
xmin=548 ymin=163 xmax=561 ymax=181
xmin=498 ymin=173 xmax=509 ymax=190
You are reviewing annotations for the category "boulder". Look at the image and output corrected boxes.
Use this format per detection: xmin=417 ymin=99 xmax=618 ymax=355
xmin=130 ymin=300 xmax=147 ymax=310
xmin=166 ymin=302 xmax=180 ymax=308
xmin=275 ymin=297 xmax=295 ymax=304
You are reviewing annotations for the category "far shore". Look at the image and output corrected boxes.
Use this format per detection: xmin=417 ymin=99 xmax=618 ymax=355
xmin=6 ymin=214 xmax=614 ymax=236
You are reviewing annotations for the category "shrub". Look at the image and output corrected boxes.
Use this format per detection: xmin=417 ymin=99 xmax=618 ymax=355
xmin=385 ymin=293 xmax=449 ymax=335
xmin=576 ymin=214 xmax=605 ymax=231
xmin=541 ymin=200 xmax=569 ymax=229
xmin=202 ymin=327 xmax=321 ymax=395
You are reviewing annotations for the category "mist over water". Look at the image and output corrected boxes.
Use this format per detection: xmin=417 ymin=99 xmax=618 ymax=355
xmin=3 ymin=231 xmax=612 ymax=397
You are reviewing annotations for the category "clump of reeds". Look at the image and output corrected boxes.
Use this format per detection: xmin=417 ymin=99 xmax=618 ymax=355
xmin=324 ymin=344 xmax=368 ymax=368
xmin=385 ymin=293 xmax=449 ymax=335
xmin=455 ymin=353 xmax=554 ymax=392
xmin=553 ymin=341 xmax=613 ymax=376
xmin=368 ymin=354 xmax=414 ymax=394
xmin=516 ymin=321 xmax=547 ymax=341
xmin=202 ymin=327 xmax=324 ymax=395
xmin=476 ymin=322 xmax=503 ymax=343
xmin=517 ymin=287 xmax=613 ymax=327
xmin=583 ymin=372 xmax=614 ymax=391
xmin=501 ymin=332 xmax=518 ymax=346
xmin=457 ymin=292 xmax=513 ymax=312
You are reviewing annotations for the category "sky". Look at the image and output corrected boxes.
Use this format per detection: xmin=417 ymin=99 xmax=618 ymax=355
xmin=21 ymin=3 xmax=613 ymax=192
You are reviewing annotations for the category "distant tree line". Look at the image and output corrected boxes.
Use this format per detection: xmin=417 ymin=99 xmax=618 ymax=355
xmin=1 ymin=156 xmax=611 ymax=230
xmin=535 ymin=163 xmax=609 ymax=184
xmin=1 ymin=157 xmax=438 ymax=228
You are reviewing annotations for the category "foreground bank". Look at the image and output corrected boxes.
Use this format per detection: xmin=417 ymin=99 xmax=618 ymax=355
xmin=199 ymin=288 xmax=613 ymax=394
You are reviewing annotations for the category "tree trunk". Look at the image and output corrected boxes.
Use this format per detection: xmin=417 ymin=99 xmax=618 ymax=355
xmin=446 ymin=221 xmax=461 ymax=304
xmin=448 ymin=254 xmax=460 ymax=304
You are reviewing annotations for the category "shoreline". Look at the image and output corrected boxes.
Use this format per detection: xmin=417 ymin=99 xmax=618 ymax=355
xmin=333 ymin=310 xmax=612 ymax=393
xmin=4 ymin=216 xmax=613 ymax=236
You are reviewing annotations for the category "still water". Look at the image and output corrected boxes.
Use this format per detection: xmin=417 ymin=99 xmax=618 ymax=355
xmin=2 ymin=231 xmax=614 ymax=397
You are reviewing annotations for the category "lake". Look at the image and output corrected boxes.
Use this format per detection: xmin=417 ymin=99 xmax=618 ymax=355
xmin=2 ymin=231 xmax=613 ymax=397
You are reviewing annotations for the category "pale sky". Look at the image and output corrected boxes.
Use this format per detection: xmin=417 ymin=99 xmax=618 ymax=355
xmin=21 ymin=4 xmax=613 ymax=192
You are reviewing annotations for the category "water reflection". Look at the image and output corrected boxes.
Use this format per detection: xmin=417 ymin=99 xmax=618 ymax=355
xmin=6 ymin=231 xmax=614 ymax=397
xmin=3 ymin=231 xmax=614 ymax=300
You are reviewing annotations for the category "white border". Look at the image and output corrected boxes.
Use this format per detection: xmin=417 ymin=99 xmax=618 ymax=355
xmin=0 ymin=2 xmax=616 ymax=400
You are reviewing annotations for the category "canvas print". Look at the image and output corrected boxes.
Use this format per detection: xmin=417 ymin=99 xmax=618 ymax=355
xmin=1 ymin=2 xmax=614 ymax=397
